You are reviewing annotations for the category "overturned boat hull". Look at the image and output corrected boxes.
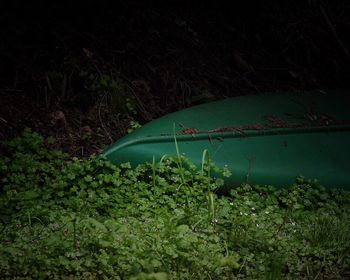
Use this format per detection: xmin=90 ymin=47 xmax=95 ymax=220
xmin=104 ymin=91 xmax=350 ymax=190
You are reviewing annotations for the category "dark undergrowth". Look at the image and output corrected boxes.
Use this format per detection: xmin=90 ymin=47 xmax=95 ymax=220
xmin=1 ymin=0 xmax=350 ymax=156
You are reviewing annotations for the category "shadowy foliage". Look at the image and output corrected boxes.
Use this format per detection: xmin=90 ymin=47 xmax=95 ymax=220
xmin=1 ymin=1 xmax=350 ymax=154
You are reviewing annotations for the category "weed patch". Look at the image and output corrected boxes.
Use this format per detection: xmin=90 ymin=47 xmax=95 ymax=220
xmin=0 ymin=130 xmax=349 ymax=279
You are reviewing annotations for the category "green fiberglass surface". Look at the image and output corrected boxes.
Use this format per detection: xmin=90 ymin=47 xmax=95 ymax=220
xmin=104 ymin=91 xmax=350 ymax=190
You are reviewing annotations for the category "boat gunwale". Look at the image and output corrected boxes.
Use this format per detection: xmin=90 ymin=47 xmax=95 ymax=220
xmin=104 ymin=124 xmax=350 ymax=155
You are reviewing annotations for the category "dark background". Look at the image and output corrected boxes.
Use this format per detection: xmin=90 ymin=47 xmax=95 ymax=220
xmin=1 ymin=0 xmax=349 ymax=155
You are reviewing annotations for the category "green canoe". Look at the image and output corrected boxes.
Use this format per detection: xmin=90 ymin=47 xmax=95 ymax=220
xmin=104 ymin=91 xmax=350 ymax=190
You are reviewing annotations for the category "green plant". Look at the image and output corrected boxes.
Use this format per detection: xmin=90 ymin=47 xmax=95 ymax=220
xmin=0 ymin=130 xmax=349 ymax=279
xmin=80 ymin=67 xmax=141 ymax=136
xmin=128 ymin=120 xmax=142 ymax=133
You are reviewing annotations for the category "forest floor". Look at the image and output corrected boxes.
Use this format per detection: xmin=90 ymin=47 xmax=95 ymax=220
xmin=1 ymin=2 xmax=350 ymax=279
xmin=1 ymin=0 xmax=350 ymax=155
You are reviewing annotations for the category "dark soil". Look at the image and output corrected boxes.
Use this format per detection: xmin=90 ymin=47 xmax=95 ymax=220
xmin=1 ymin=0 xmax=350 ymax=155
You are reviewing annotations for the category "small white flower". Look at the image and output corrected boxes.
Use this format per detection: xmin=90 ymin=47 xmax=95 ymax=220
xmin=229 ymin=202 xmax=234 ymax=206
xmin=251 ymin=207 xmax=255 ymax=211
xmin=265 ymin=211 xmax=269 ymax=214
xmin=252 ymin=213 xmax=256 ymax=216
